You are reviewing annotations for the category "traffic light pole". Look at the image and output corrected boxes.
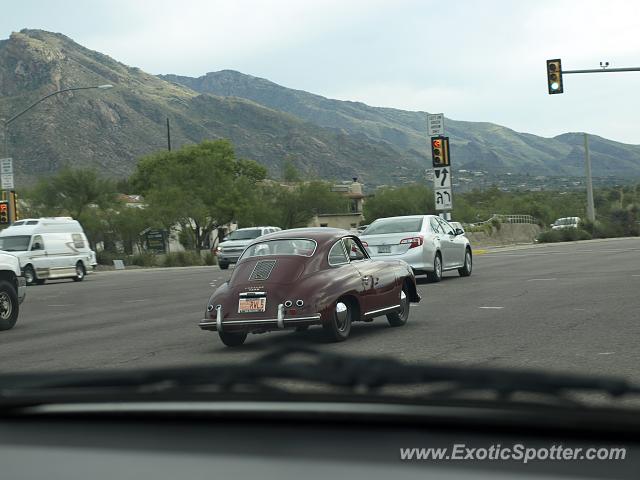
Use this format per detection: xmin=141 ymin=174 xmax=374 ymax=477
xmin=583 ymin=134 xmax=596 ymax=223
xmin=563 ymin=66 xmax=640 ymax=74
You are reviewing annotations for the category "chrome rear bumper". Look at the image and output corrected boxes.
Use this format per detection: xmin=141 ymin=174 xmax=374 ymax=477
xmin=199 ymin=304 xmax=322 ymax=332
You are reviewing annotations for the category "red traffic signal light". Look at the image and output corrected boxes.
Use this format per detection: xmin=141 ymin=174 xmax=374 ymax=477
xmin=0 ymin=201 xmax=8 ymax=224
xmin=431 ymin=136 xmax=450 ymax=167
xmin=547 ymin=59 xmax=563 ymax=94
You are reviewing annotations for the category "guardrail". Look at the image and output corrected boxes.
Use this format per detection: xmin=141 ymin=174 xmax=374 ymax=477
xmin=470 ymin=214 xmax=538 ymax=226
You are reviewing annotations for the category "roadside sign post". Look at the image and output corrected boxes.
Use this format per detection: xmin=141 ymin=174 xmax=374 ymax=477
xmin=0 ymin=158 xmax=14 ymax=225
xmin=427 ymin=115 xmax=452 ymax=220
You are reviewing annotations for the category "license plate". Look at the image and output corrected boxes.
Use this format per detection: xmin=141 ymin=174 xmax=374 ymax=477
xmin=238 ymin=297 xmax=267 ymax=313
xmin=378 ymin=245 xmax=391 ymax=254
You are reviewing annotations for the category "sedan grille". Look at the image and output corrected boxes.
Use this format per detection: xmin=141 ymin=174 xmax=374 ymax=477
xmin=249 ymin=260 xmax=277 ymax=281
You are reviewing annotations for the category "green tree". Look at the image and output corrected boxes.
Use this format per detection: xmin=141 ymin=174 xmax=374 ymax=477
xmin=131 ymin=140 xmax=267 ymax=251
xmin=26 ymin=167 xmax=117 ymax=219
xmin=364 ymin=184 xmax=434 ymax=223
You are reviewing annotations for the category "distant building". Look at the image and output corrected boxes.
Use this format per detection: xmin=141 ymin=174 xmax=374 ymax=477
xmin=308 ymin=178 xmax=365 ymax=232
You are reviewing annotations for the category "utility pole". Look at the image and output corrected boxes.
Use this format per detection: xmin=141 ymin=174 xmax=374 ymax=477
xmin=583 ymin=133 xmax=595 ymax=222
xmin=166 ymin=117 xmax=172 ymax=151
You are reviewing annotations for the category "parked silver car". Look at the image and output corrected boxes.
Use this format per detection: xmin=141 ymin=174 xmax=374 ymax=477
xmin=359 ymin=215 xmax=472 ymax=281
xmin=214 ymin=226 xmax=281 ymax=269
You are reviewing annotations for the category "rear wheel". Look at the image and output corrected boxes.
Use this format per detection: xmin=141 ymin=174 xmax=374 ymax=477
xmin=427 ymin=253 xmax=443 ymax=283
xmin=323 ymin=299 xmax=352 ymax=342
xmin=73 ymin=261 xmax=86 ymax=282
xmin=24 ymin=265 xmax=37 ymax=286
xmin=219 ymin=262 xmax=229 ymax=270
xmin=458 ymin=249 xmax=472 ymax=277
xmin=0 ymin=280 xmax=19 ymax=331
xmin=219 ymin=331 xmax=247 ymax=347
xmin=386 ymin=285 xmax=410 ymax=327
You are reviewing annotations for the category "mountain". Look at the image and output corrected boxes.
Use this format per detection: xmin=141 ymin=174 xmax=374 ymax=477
xmin=161 ymin=70 xmax=640 ymax=178
xmin=0 ymin=29 xmax=425 ymax=187
xmin=2 ymin=29 xmax=640 ymax=189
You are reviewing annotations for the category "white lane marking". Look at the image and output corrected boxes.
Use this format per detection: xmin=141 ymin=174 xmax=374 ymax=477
xmin=47 ymin=304 xmax=74 ymax=307
xmin=574 ymin=308 xmax=586 ymax=311
xmin=632 ymin=275 xmax=640 ymax=277
xmin=479 ymin=306 xmax=504 ymax=309
xmin=527 ymin=278 xmax=557 ymax=282
xmin=124 ymin=299 xmax=147 ymax=303
xmin=597 ymin=352 xmax=615 ymax=355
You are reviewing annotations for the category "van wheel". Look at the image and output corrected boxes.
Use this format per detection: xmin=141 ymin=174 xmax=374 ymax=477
xmin=73 ymin=262 xmax=86 ymax=282
xmin=0 ymin=280 xmax=19 ymax=331
xmin=24 ymin=265 xmax=37 ymax=286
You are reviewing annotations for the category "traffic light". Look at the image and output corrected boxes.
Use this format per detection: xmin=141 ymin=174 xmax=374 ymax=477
xmin=547 ymin=59 xmax=563 ymax=94
xmin=0 ymin=201 xmax=8 ymax=224
xmin=431 ymin=136 xmax=450 ymax=167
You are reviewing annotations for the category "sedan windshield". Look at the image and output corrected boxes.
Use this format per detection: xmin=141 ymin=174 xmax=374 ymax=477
xmin=239 ymin=239 xmax=316 ymax=260
xmin=363 ymin=218 xmax=423 ymax=235
xmin=0 ymin=235 xmax=31 ymax=252
xmin=228 ymin=229 xmax=263 ymax=240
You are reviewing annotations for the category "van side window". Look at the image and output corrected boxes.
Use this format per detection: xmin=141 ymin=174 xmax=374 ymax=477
xmin=72 ymin=233 xmax=85 ymax=249
xmin=31 ymin=235 xmax=44 ymax=251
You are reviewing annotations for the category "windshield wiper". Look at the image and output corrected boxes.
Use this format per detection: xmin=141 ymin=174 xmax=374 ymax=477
xmin=1 ymin=347 xmax=639 ymax=408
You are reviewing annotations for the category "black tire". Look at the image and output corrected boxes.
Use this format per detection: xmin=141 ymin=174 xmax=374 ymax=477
xmin=427 ymin=253 xmax=443 ymax=283
xmin=218 ymin=331 xmax=247 ymax=347
xmin=323 ymin=298 xmax=352 ymax=342
xmin=386 ymin=284 xmax=410 ymax=327
xmin=219 ymin=262 xmax=229 ymax=270
xmin=0 ymin=280 xmax=19 ymax=331
xmin=35 ymin=279 xmax=46 ymax=285
xmin=295 ymin=325 xmax=309 ymax=332
xmin=24 ymin=265 xmax=37 ymax=286
xmin=458 ymin=248 xmax=472 ymax=277
xmin=73 ymin=261 xmax=86 ymax=282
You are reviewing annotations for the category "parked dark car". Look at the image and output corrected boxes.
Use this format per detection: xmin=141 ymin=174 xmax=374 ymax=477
xmin=199 ymin=228 xmax=421 ymax=346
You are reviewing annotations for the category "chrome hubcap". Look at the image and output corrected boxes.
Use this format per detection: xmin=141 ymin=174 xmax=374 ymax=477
xmin=466 ymin=252 xmax=472 ymax=271
xmin=436 ymin=257 xmax=442 ymax=277
xmin=335 ymin=302 xmax=348 ymax=331
xmin=76 ymin=265 xmax=84 ymax=278
xmin=25 ymin=270 xmax=33 ymax=283
xmin=0 ymin=292 xmax=12 ymax=320
xmin=399 ymin=290 xmax=408 ymax=317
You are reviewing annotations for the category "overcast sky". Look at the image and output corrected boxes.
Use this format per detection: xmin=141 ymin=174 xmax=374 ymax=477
xmin=2 ymin=0 xmax=639 ymax=144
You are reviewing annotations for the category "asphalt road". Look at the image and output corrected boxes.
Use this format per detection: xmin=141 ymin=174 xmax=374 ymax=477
xmin=1 ymin=237 xmax=639 ymax=382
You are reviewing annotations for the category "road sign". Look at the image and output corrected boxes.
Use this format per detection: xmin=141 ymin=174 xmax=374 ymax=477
xmin=435 ymin=188 xmax=453 ymax=211
xmin=427 ymin=113 xmax=444 ymax=136
xmin=0 ymin=158 xmax=14 ymax=190
xmin=433 ymin=167 xmax=451 ymax=189
xmin=1 ymin=174 xmax=14 ymax=190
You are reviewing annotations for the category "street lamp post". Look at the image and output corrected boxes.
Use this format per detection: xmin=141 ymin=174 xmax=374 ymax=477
xmin=1 ymin=84 xmax=113 ymax=224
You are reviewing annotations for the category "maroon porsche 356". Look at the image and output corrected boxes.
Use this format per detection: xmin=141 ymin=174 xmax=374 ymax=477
xmin=199 ymin=228 xmax=421 ymax=347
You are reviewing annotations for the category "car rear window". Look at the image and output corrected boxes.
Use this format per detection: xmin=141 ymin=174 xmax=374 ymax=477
xmin=239 ymin=239 xmax=317 ymax=260
xmin=363 ymin=217 xmax=423 ymax=235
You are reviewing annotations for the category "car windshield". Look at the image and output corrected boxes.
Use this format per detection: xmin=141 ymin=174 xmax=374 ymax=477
xmin=239 ymin=239 xmax=316 ymax=260
xmin=227 ymin=229 xmax=262 ymax=240
xmin=363 ymin=218 xmax=423 ymax=235
xmin=0 ymin=235 xmax=31 ymax=251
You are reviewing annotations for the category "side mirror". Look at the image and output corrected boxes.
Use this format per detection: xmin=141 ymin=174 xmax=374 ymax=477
xmin=454 ymin=228 xmax=464 ymax=236
xmin=222 ymin=236 xmax=228 ymax=242
xmin=31 ymin=243 xmax=41 ymax=251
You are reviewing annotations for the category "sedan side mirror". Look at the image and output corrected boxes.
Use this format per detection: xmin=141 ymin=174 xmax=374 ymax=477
xmin=454 ymin=228 xmax=464 ymax=236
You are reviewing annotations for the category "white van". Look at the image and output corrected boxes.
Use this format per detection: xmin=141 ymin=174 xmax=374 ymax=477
xmin=0 ymin=217 xmax=97 ymax=285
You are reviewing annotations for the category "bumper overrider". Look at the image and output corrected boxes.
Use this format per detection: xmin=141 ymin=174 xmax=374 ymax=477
xmin=199 ymin=303 xmax=322 ymax=333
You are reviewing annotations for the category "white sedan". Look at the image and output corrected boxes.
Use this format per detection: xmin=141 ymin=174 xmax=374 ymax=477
xmin=359 ymin=215 xmax=472 ymax=282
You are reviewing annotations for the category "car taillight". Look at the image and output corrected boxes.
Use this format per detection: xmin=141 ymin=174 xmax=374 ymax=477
xmin=400 ymin=236 xmax=423 ymax=249
xmin=361 ymin=241 xmax=368 ymax=247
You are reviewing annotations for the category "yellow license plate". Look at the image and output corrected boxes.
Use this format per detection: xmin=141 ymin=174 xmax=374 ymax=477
xmin=238 ymin=297 xmax=267 ymax=313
